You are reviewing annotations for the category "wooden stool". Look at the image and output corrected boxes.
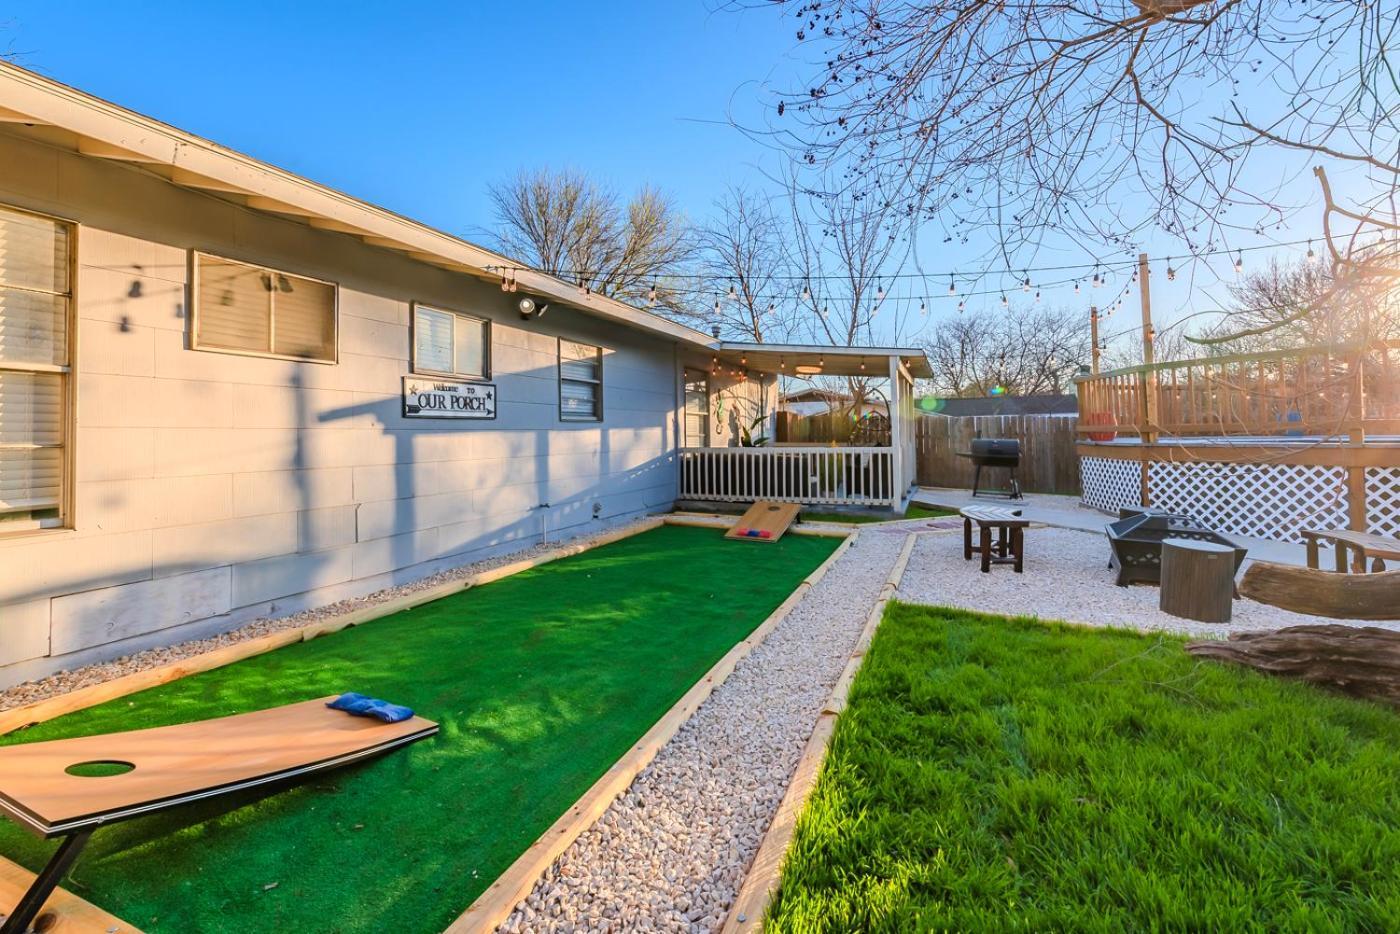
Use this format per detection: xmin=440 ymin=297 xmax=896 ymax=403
xmin=1159 ymin=538 xmax=1236 ymax=623
xmin=959 ymin=506 xmax=1029 ymax=573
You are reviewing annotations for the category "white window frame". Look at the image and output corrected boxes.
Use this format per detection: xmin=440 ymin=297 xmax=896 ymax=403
xmin=0 ymin=202 xmax=76 ymax=537
xmin=190 ymin=251 xmax=339 ymax=364
xmin=558 ymin=339 xmax=603 ymax=423
xmin=683 ymin=368 xmax=710 ymax=447
xmin=410 ymin=302 xmax=491 ymax=380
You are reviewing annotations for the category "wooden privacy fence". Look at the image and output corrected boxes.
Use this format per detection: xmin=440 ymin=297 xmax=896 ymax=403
xmin=915 ymin=414 xmax=1081 ymax=494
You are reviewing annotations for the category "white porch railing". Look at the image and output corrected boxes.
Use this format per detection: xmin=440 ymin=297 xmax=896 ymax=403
xmin=678 ymin=446 xmax=896 ymax=506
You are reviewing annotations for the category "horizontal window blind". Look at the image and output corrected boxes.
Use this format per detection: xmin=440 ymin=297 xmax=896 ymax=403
xmin=414 ymin=305 xmax=487 ymax=378
xmin=0 ymin=204 xmax=69 ymax=531
xmin=559 ymin=340 xmax=602 ymax=421
xmin=194 ymin=254 xmax=335 ymax=362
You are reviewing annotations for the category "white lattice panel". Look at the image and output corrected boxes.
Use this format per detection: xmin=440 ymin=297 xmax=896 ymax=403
xmin=1149 ymin=461 xmax=1348 ymax=543
xmin=1367 ymin=467 xmax=1400 ymax=538
xmin=1081 ymin=457 xmax=1141 ymax=514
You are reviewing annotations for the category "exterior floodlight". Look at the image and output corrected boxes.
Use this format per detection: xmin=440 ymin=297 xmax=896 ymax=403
xmin=518 ymin=296 xmax=549 ymax=319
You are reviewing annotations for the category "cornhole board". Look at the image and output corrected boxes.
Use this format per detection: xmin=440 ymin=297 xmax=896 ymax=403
xmin=0 ymin=697 xmax=437 ymax=934
xmin=725 ymin=501 xmax=801 ymax=543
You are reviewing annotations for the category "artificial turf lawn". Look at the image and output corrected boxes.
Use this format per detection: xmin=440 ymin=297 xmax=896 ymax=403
xmin=0 ymin=524 xmax=838 ymax=933
xmin=768 ymin=603 xmax=1400 ymax=932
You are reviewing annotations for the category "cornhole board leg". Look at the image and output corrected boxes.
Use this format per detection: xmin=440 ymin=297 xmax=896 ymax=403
xmin=1 ymin=829 xmax=93 ymax=934
xmin=724 ymin=502 xmax=801 ymax=543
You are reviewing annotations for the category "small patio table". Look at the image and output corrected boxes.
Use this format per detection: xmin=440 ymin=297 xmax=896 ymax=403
xmin=960 ymin=506 xmax=1030 ymax=573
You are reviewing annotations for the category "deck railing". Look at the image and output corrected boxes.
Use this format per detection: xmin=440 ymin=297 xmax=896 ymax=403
xmin=678 ymin=446 xmax=896 ymax=506
xmin=1076 ymin=340 xmax=1400 ymax=440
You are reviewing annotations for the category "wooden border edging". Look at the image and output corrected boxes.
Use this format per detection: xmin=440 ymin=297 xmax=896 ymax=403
xmin=0 ymin=855 xmax=143 ymax=934
xmin=0 ymin=518 xmax=667 ymax=737
xmin=445 ymin=529 xmax=859 ymax=933
xmin=721 ymin=531 xmax=917 ymax=933
xmin=664 ymin=513 xmax=853 ymax=538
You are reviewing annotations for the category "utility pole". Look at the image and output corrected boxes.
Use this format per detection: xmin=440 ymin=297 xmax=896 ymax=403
xmin=1090 ymin=306 xmax=1101 ymax=375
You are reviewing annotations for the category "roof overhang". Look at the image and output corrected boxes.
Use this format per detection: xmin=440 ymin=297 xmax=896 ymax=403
xmin=0 ymin=61 xmax=717 ymax=349
xmin=717 ymin=343 xmax=932 ymax=379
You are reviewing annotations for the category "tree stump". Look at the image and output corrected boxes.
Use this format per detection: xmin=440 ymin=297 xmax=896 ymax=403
xmin=1159 ymin=538 xmax=1235 ymax=623
xmin=1239 ymin=561 xmax=1400 ymax=620
xmin=1185 ymin=625 xmax=1400 ymax=707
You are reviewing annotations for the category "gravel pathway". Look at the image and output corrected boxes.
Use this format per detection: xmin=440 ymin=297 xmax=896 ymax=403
xmin=498 ymin=527 xmax=909 ymax=933
xmin=0 ymin=517 xmax=662 ymax=713
xmin=899 ymin=526 xmax=1400 ymax=638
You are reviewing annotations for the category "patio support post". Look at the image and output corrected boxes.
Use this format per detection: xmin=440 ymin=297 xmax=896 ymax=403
xmin=1346 ymin=349 xmax=1368 ymax=531
xmin=889 ymin=354 xmax=904 ymax=505
xmin=1137 ymin=253 xmax=1159 ymax=445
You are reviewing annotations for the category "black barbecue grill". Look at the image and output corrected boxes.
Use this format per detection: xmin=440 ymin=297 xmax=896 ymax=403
xmin=957 ymin=438 xmax=1023 ymax=499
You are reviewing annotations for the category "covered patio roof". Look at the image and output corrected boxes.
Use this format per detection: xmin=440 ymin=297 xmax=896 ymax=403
xmin=716 ymin=343 xmax=932 ymax=379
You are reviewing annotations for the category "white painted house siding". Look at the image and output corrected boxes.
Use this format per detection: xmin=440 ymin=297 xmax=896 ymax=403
xmin=0 ymin=131 xmax=681 ymax=686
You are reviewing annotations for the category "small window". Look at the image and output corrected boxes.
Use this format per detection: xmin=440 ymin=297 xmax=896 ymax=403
xmin=559 ymin=339 xmax=602 ymax=422
xmin=0 ymin=203 xmax=72 ymax=533
xmin=193 ymin=253 xmax=336 ymax=362
xmin=683 ymin=369 xmax=709 ymax=447
xmin=412 ymin=303 xmax=489 ymax=379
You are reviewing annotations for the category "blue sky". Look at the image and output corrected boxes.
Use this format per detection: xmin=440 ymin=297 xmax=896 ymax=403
xmin=2 ymin=1 xmax=1350 ymax=353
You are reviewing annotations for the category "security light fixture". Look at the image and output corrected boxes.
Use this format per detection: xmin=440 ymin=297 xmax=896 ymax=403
xmin=517 ymin=296 xmax=549 ymax=319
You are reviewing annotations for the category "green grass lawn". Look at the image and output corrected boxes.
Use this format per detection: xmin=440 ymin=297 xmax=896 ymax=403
xmin=800 ymin=504 xmax=957 ymax=525
xmin=768 ymin=603 xmax=1400 ymax=932
xmin=0 ymin=525 xmax=838 ymax=933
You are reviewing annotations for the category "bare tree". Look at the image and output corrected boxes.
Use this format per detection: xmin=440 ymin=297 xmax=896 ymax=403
xmin=698 ymin=186 xmax=792 ymax=341
xmin=924 ymin=306 xmax=1090 ymax=396
xmin=740 ymin=1 xmax=1397 ymax=263
xmin=489 ymin=168 xmax=696 ymax=311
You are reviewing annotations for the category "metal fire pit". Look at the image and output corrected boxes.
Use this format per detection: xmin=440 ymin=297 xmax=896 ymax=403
xmin=1106 ymin=511 xmax=1247 ymax=586
xmin=956 ymin=438 xmax=1022 ymax=499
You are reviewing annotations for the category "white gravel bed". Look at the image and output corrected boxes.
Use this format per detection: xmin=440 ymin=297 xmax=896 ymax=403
xmin=498 ymin=527 xmax=909 ymax=933
xmin=0 ymin=517 xmax=661 ymax=713
xmin=899 ymin=526 xmax=1400 ymax=638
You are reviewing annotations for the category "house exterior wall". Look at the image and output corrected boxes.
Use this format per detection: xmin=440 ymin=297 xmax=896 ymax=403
xmin=0 ymin=130 xmax=682 ymax=687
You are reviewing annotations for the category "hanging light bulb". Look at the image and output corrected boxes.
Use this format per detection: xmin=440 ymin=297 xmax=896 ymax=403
xmin=740 ymin=354 xmax=747 ymax=364
xmin=957 ymin=299 xmax=965 ymax=312
xmin=1034 ymin=290 xmax=1041 ymax=303
xmin=1166 ymin=263 xmax=1177 ymax=281
xmin=876 ymin=280 xmax=885 ymax=302
xmin=767 ymin=302 xmax=775 ymax=316
xmin=801 ymin=282 xmax=811 ymax=301
xmin=779 ymin=357 xmax=786 ymax=370
xmin=1306 ymin=241 xmax=1317 ymax=263
xmin=1234 ymin=250 xmax=1244 ymax=274
xmin=1074 ymin=281 xmax=1081 ymax=295
xmin=713 ymin=298 xmax=721 ymax=315
xmin=919 ymin=298 xmax=927 ymax=315
xmin=647 ymin=281 xmax=658 ymax=306
xmin=1022 ymin=276 xmax=1031 ymax=293
xmin=948 ymin=275 xmax=956 ymax=296
xmin=1000 ymin=293 xmax=1009 ymax=308
xmin=859 ymin=358 xmax=866 ymax=371
xmin=820 ymin=304 xmax=829 ymax=317
xmin=727 ymin=281 xmax=737 ymax=301
xmin=1092 ymin=271 xmax=1101 ymax=288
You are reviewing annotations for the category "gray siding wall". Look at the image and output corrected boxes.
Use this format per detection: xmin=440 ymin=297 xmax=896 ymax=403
xmin=0 ymin=131 xmax=682 ymax=687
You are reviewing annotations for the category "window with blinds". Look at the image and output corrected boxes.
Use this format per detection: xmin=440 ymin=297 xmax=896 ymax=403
xmin=559 ymin=339 xmax=603 ymax=421
xmin=193 ymin=253 xmax=336 ymax=362
xmin=683 ymin=369 xmax=709 ymax=446
xmin=0 ymin=204 xmax=71 ymax=532
xmin=412 ymin=304 xmax=488 ymax=379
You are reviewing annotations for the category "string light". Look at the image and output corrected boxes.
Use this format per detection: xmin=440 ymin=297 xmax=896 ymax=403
xmin=1022 ymin=275 xmax=1031 ymax=293
xmin=875 ymin=280 xmax=885 ymax=301
xmin=948 ymin=276 xmax=956 ymax=296
xmin=1166 ymin=263 xmax=1176 ymax=281
xmin=647 ymin=281 xmax=657 ymax=306
xmin=767 ymin=302 xmax=775 ymax=316
xmin=958 ymin=299 xmax=965 ymax=312
xmin=1234 ymin=250 xmax=1244 ymax=274
xmin=727 ymin=281 xmax=737 ymax=301
xmin=800 ymin=282 xmax=811 ymax=301
xmin=919 ymin=298 xmax=927 ymax=315
xmin=1306 ymin=241 xmax=1317 ymax=263
xmin=1092 ymin=270 xmax=1102 ymax=288
xmin=1074 ymin=281 xmax=1080 ymax=295
xmin=713 ymin=298 xmax=721 ymax=315
xmin=1000 ymin=293 xmax=1009 ymax=308
xmin=859 ymin=357 xmax=866 ymax=371
xmin=1034 ymin=290 xmax=1041 ymax=303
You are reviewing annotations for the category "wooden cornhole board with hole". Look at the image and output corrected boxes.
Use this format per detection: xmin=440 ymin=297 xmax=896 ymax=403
xmin=0 ymin=697 xmax=437 ymax=934
xmin=725 ymin=501 xmax=801 ymax=543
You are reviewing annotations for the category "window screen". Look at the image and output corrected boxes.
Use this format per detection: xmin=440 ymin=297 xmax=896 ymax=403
xmin=194 ymin=253 xmax=336 ymax=362
xmin=413 ymin=304 xmax=488 ymax=379
xmin=0 ymin=205 xmax=70 ymax=532
xmin=559 ymin=339 xmax=602 ymax=421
